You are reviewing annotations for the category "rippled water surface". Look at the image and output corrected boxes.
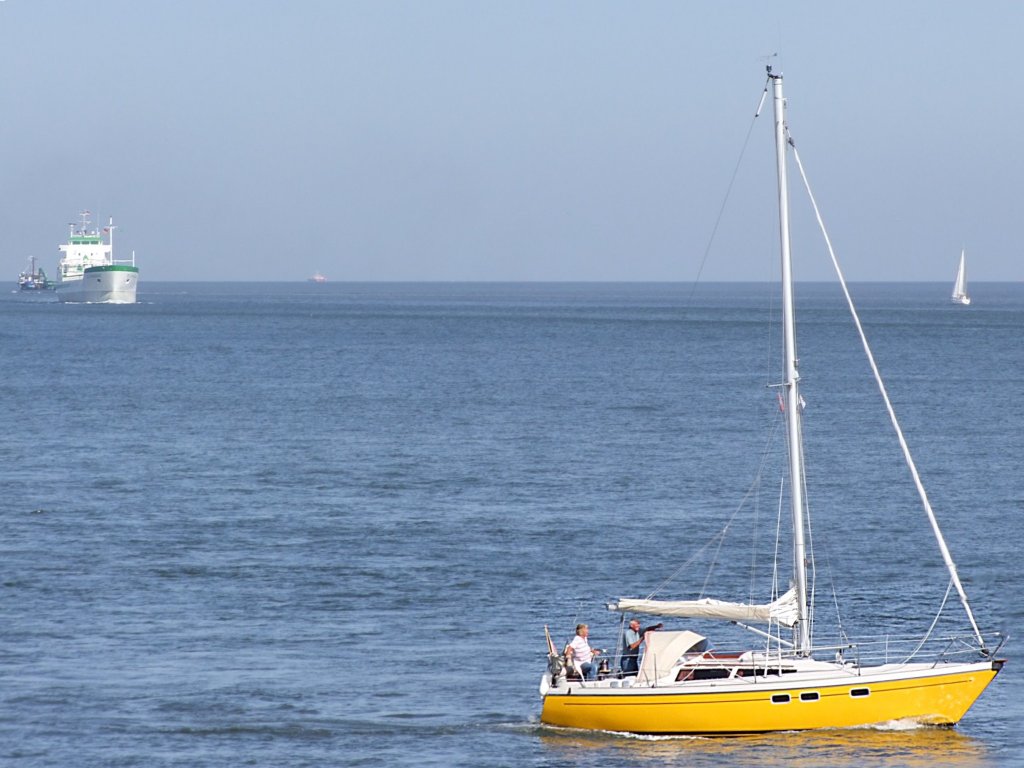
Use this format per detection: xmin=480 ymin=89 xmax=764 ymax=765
xmin=1 ymin=282 xmax=1021 ymax=766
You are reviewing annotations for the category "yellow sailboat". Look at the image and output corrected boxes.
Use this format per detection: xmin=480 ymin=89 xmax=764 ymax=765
xmin=539 ymin=68 xmax=1004 ymax=735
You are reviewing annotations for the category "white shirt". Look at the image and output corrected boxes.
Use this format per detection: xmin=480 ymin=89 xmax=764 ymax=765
xmin=568 ymin=634 xmax=594 ymax=664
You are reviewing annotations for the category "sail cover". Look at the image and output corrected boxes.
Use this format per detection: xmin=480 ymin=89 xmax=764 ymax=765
xmin=637 ymin=630 xmax=707 ymax=685
xmin=609 ymin=588 xmax=799 ymax=628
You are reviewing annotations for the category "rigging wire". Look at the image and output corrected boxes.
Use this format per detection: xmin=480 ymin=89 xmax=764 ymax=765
xmin=773 ymin=476 xmax=785 ymax=607
xmin=800 ymin=425 xmax=817 ymax=644
xmin=748 ymin=406 xmax=785 ymax=601
xmin=772 ymin=476 xmax=786 ymax=655
xmin=812 ymin=513 xmax=851 ymax=647
xmin=747 ymin=445 xmax=763 ymax=604
xmin=644 ymin=411 xmax=783 ymax=602
xmin=902 ymin=578 xmax=955 ymax=664
xmin=644 ymin=531 xmax=727 ymax=600
xmin=787 ymin=135 xmax=987 ymax=650
xmin=685 ymin=80 xmax=771 ymax=304
xmin=698 ymin=413 xmax=786 ymax=600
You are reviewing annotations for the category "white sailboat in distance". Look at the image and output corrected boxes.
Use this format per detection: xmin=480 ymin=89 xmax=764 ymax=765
xmin=952 ymin=250 xmax=971 ymax=305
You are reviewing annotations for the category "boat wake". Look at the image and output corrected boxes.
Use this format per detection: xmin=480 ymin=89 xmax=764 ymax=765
xmin=537 ymin=721 xmax=702 ymax=741
xmin=856 ymin=718 xmax=941 ymax=732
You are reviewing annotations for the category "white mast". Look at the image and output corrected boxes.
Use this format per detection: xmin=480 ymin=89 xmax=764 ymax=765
xmin=769 ymin=68 xmax=811 ymax=655
xmin=107 ymin=217 xmax=116 ymax=263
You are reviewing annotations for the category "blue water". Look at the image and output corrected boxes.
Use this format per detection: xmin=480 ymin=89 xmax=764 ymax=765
xmin=1 ymin=282 xmax=1021 ymax=767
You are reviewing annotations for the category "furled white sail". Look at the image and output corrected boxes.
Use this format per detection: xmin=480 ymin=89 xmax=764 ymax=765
xmin=609 ymin=588 xmax=799 ymax=628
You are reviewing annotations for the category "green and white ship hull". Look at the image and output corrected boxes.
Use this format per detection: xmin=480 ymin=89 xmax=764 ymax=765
xmin=57 ymin=264 xmax=139 ymax=304
xmin=56 ymin=212 xmax=139 ymax=304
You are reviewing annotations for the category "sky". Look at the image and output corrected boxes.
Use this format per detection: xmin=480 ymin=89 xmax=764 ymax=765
xmin=0 ymin=0 xmax=1020 ymax=282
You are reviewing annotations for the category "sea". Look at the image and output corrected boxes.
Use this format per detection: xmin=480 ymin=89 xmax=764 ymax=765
xmin=1 ymin=281 xmax=1022 ymax=767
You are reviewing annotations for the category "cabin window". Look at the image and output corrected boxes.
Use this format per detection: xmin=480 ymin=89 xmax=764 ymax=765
xmin=850 ymin=687 xmax=870 ymax=698
xmin=738 ymin=667 xmax=790 ymax=677
xmin=800 ymin=691 xmax=819 ymax=702
xmin=771 ymin=694 xmax=790 ymax=704
xmin=690 ymin=668 xmax=730 ymax=681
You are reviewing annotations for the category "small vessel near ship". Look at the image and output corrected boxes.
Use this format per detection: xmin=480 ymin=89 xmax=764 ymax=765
xmin=56 ymin=212 xmax=138 ymax=304
xmin=951 ymin=250 xmax=971 ymax=305
xmin=17 ymin=256 xmax=54 ymax=291
xmin=538 ymin=68 xmax=1003 ymax=735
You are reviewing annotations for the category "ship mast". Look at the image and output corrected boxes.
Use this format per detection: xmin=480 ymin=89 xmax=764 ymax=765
xmin=107 ymin=218 xmax=116 ymax=262
xmin=769 ymin=68 xmax=811 ymax=655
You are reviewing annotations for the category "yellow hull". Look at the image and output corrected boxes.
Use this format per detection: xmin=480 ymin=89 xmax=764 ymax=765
xmin=541 ymin=663 xmax=1001 ymax=734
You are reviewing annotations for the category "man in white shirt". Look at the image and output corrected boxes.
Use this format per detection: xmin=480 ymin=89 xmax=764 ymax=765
xmin=566 ymin=623 xmax=601 ymax=680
